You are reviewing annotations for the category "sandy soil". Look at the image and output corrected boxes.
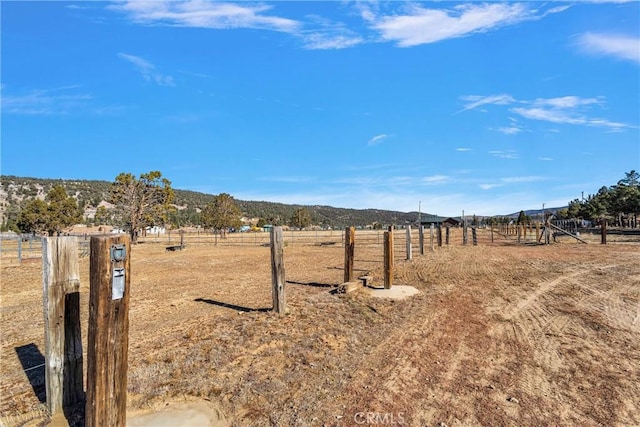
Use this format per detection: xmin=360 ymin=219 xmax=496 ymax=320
xmin=1 ymin=230 xmax=639 ymax=426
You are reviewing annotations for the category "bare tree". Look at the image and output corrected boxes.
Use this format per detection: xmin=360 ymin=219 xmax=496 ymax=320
xmin=110 ymin=171 xmax=174 ymax=243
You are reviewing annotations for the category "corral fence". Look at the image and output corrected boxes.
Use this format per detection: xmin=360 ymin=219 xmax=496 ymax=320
xmin=0 ymin=233 xmax=89 ymax=264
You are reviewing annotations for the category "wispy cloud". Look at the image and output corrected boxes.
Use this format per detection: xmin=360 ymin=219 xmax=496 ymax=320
xmin=458 ymin=94 xmax=515 ymax=113
xmin=1 ymin=86 xmax=92 ymax=115
xmin=422 ymin=175 xmax=449 ymax=185
xmin=118 ymin=53 xmax=175 ymax=86
xmin=368 ymin=134 xmax=390 ymax=146
xmin=302 ymin=32 xmax=364 ymax=50
xmin=110 ymin=1 xmax=300 ymax=33
xmin=577 ymin=32 xmax=640 ymax=64
xmin=489 ymin=150 xmax=519 ymax=159
xmin=455 ymin=148 xmax=472 ymax=152
xmin=461 ymin=93 xmax=634 ymax=132
xmin=501 ymin=176 xmax=547 ymax=184
xmin=365 ymin=3 xmax=565 ymax=47
xmin=479 ymin=183 xmax=503 ymax=190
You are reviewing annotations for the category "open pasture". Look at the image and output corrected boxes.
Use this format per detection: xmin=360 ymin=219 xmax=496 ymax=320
xmin=1 ymin=232 xmax=639 ymax=426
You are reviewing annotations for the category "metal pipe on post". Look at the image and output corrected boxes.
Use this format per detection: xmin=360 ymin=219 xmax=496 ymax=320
xmin=86 ymin=234 xmax=131 ymax=427
xmin=419 ymin=225 xmax=424 ymax=255
xmin=405 ymin=226 xmax=412 ymax=260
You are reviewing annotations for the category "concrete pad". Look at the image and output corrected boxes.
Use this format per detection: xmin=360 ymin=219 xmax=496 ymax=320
xmin=363 ymin=285 xmax=420 ymax=300
xmin=127 ymin=400 xmax=228 ymax=427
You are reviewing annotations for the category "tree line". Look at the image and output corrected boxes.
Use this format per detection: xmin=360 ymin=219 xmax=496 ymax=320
xmin=561 ymin=170 xmax=639 ymax=227
xmin=8 ymin=171 xmax=318 ymax=242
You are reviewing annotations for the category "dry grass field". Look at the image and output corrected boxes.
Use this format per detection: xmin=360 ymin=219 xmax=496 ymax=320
xmin=1 ymin=229 xmax=639 ymax=426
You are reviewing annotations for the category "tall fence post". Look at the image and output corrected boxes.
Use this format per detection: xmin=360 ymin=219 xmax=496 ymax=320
xmin=445 ymin=227 xmax=450 ymax=245
xmin=384 ymin=227 xmax=394 ymax=289
xmin=437 ymin=225 xmax=442 ymax=247
xmin=601 ymin=220 xmax=607 ymax=245
xmin=270 ymin=227 xmax=286 ymax=314
xmin=344 ymin=227 xmax=355 ymax=282
xmin=42 ymin=236 xmax=83 ymax=417
xmin=86 ymin=235 xmax=131 ymax=427
xmin=472 ymin=227 xmax=478 ymax=246
xmin=405 ymin=226 xmax=412 ymax=260
xmin=430 ymin=224 xmax=434 ymax=251
xmin=18 ymin=238 xmax=23 ymax=263
xmin=419 ymin=225 xmax=424 ymax=255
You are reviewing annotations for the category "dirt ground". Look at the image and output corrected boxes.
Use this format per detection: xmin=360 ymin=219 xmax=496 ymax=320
xmin=1 ymin=230 xmax=639 ymax=426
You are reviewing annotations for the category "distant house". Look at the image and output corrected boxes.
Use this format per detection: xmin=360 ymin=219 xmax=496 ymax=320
xmin=442 ymin=217 xmax=461 ymax=227
xmin=146 ymin=226 xmax=166 ymax=234
xmin=419 ymin=214 xmax=447 ymax=227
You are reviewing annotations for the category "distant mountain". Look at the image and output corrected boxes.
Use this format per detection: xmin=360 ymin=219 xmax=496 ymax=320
xmin=0 ymin=175 xmax=425 ymax=228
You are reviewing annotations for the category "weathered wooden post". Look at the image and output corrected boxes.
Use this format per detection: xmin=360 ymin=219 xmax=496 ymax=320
xmin=180 ymin=229 xmax=184 ymax=248
xmin=445 ymin=227 xmax=450 ymax=245
xmin=472 ymin=227 xmax=478 ymax=246
xmin=430 ymin=224 xmax=434 ymax=251
xmin=517 ymin=225 xmax=521 ymax=243
xmin=437 ymin=224 xmax=442 ymax=247
xmin=344 ymin=226 xmax=355 ymax=282
xmin=405 ymin=226 xmax=412 ymax=260
xmin=601 ymin=219 xmax=607 ymax=245
xmin=490 ymin=225 xmax=494 ymax=243
xmin=536 ymin=223 xmax=541 ymax=241
xmin=383 ymin=227 xmax=394 ymax=289
xmin=419 ymin=225 xmax=424 ymax=255
xmin=42 ymin=237 xmax=83 ymax=416
xmin=18 ymin=238 xmax=23 ymax=263
xmin=270 ymin=227 xmax=286 ymax=314
xmin=86 ymin=235 xmax=131 ymax=427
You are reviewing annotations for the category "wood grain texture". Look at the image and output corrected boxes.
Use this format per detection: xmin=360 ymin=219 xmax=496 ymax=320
xmin=86 ymin=235 xmax=130 ymax=427
xmin=42 ymin=236 xmax=82 ymax=415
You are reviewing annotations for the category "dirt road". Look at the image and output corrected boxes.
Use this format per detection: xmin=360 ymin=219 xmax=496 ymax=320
xmin=1 ymin=238 xmax=638 ymax=426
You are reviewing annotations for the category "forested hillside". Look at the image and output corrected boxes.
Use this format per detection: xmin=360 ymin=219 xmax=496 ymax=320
xmin=0 ymin=175 xmax=422 ymax=230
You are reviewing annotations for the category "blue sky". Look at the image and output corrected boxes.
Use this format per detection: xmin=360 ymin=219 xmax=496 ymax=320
xmin=1 ymin=1 xmax=639 ymax=216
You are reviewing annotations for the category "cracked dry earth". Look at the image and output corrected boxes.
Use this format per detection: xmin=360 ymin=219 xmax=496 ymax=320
xmin=1 ymin=235 xmax=639 ymax=426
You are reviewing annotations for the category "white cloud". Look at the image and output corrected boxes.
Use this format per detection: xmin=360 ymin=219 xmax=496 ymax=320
xmin=461 ymin=93 xmax=634 ymax=132
xmin=577 ymin=33 xmax=640 ymax=64
xmin=367 ymin=3 xmax=561 ymax=47
xmin=110 ymin=1 xmax=300 ymax=33
xmin=489 ymin=150 xmax=519 ymax=159
xmin=501 ymin=176 xmax=547 ymax=184
xmin=302 ymin=33 xmax=364 ymax=50
xmin=368 ymin=134 xmax=390 ymax=146
xmin=422 ymin=175 xmax=449 ymax=185
xmin=1 ymin=87 xmax=92 ymax=115
xmin=458 ymin=94 xmax=515 ymax=112
xmin=455 ymin=148 xmax=472 ymax=152
xmin=479 ymin=183 xmax=503 ymax=190
xmin=512 ymin=105 xmax=633 ymax=131
xmin=118 ymin=53 xmax=175 ymax=86
xmin=532 ymin=96 xmax=602 ymax=109
xmin=496 ymin=125 xmax=523 ymax=135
